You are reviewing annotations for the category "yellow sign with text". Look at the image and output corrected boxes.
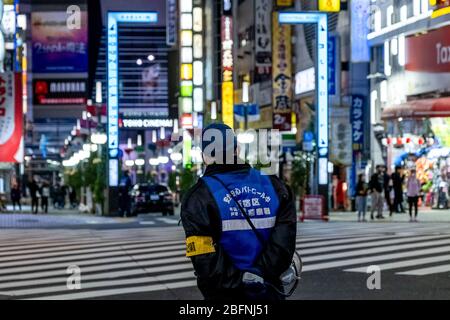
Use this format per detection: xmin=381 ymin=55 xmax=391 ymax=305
xmin=319 ymin=0 xmax=341 ymax=12
xmin=272 ymin=12 xmax=292 ymax=115
xmin=222 ymin=81 xmax=234 ymax=128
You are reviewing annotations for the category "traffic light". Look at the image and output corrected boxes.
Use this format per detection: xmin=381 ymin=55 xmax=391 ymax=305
xmin=318 ymin=0 xmax=341 ymax=12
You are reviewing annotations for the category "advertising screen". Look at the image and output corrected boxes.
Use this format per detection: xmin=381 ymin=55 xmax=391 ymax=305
xmin=31 ymin=11 xmax=88 ymax=73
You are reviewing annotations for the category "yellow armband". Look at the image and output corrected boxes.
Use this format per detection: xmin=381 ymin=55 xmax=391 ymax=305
xmin=186 ymin=236 xmax=216 ymax=257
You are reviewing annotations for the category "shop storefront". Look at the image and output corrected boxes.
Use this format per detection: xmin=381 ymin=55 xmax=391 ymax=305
xmin=380 ymin=24 xmax=450 ymax=209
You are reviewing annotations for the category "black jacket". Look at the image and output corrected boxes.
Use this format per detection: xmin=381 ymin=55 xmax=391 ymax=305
xmin=369 ymin=174 xmax=383 ymax=193
xmin=180 ymin=164 xmax=297 ymax=301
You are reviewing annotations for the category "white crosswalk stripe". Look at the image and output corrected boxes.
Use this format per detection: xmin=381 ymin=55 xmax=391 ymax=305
xmin=0 ymin=222 xmax=449 ymax=300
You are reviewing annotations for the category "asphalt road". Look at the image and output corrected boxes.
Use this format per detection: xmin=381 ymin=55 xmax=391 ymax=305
xmin=0 ymin=220 xmax=450 ymax=300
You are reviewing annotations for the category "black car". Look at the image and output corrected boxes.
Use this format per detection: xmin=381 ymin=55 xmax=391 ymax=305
xmin=130 ymin=184 xmax=175 ymax=216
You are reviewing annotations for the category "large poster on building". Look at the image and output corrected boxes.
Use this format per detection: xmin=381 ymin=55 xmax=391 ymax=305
xmin=405 ymin=24 xmax=450 ymax=96
xmin=272 ymin=12 xmax=292 ymax=131
xmin=31 ymin=11 xmax=88 ymax=73
xmin=350 ymin=0 xmax=370 ymax=63
xmin=330 ymin=108 xmax=352 ymax=166
xmin=255 ymin=0 xmax=272 ymax=80
xmin=0 ymin=73 xmax=23 ymax=163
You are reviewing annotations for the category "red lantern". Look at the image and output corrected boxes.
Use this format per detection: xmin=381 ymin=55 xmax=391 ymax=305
xmin=418 ymin=138 xmax=424 ymax=145
xmin=387 ymin=137 xmax=392 ymax=145
xmin=397 ymin=137 xmax=403 ymax=145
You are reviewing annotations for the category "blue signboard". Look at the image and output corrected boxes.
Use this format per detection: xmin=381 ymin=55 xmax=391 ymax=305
xmin=234 ymin=104 xmax=260 ymax=123
xmin=351 ymin=95 xmax=366 ymax=197
xmin=351 ymin=0 xmax=370 ymax=62
xmin=351 ymin=95 xmax=365 ymax=151
xmin=328 ymin=35 xmax=337 ymax=96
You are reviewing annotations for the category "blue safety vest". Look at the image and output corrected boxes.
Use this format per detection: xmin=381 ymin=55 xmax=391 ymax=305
xmin=202 ymin=168 xmax=279 ymax=274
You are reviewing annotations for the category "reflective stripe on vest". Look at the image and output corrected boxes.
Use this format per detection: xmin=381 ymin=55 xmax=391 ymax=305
xmin=202 ymin=168 xmax=279 ymax=273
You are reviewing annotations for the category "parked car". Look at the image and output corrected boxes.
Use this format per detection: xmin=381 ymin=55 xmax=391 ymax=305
xmin=130 ymin=184 xmax=175 ymax=216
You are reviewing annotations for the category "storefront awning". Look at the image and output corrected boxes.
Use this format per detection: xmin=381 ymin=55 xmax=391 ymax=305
xmin=382 ymin=97 xmax=450 ymax=120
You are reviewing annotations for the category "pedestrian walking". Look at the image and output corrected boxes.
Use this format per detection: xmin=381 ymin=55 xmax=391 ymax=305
xmin=28 ymin=178 xmax=39 ymax=214
xmin=181 ymin=123 xmax=298 ymax=302
xmin=40 ymin=182 xmax=50 ymax=214
xmin=10 ymin=182 xmax=22 ymax=212
xmin=118 ymin=171 xmax=132 ymax=218
xmin=369 ymin=167 xmax=385 ymax=220
xmin=69 ymin=187 xmax=78 ymax=209
xmin=383 ymin=166 xmax=394 ymax=217
xmin=355 ymin=174 xmax=368 ymax=222
xmin=407 ymin=169 xmax=421 ymax=222
xmin=392 ymin=166 xmax=405 ymax=213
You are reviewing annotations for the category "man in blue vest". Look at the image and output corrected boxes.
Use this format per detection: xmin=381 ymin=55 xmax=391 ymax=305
xmin=181 ymin=123 xmax=297 ymax=301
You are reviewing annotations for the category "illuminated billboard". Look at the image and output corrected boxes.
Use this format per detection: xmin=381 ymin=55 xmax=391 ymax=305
xmin=278 ymin=12 xmax=329 ymax=185
xmin=31 ymin=11 xmax=88 ymax=73
xmin=107 ymin=12 xmax=158 ymax=186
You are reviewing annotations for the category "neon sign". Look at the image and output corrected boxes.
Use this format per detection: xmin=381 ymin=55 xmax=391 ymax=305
xmin=279 ymin=12 xmax=329 ymax=185
xmin=107 ymin=12 xmax=158 ymax=186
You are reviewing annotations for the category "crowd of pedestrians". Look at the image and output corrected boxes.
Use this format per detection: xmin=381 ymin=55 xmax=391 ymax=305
xmin=5 ymin=177 xmax=78 ymax=214
xmin=355 ymin=165 xmax=423 ymax=223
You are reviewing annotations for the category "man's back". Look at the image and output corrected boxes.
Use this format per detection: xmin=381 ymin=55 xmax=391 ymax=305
xmin=181 ymin=163 xmax=297 ymax=301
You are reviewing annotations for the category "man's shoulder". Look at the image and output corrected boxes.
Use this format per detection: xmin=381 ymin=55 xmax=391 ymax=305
xmin=181 ymin=179 xmax=208 ymax=207
xmin=266 ymin=174 xmax=291 ymax=198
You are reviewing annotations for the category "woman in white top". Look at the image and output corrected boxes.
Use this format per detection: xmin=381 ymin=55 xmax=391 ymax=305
xmin=406 ymin=169 xmax=421 ymax=222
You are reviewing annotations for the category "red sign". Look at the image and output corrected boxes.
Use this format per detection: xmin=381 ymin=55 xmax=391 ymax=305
xmin=181 ymin=113 xmax=193 ymax=128
xmin=300 ymin=195 xmax=327 ymax=222
xmin=33 ymin=79 xmax=87 ymax=105
xmin=0 ymin=73 xmax=23 ymax=163
xmin=273 ymin=113 xmax=291 ymax=131
xmin=406 ymin=25 xmax=450 ymax=73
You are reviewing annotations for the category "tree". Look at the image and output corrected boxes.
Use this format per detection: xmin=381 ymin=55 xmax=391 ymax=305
xmin=179 ymin=167 xmax=197 ymax=201
xmin=290 ymin=151 xmax=313 ymax=199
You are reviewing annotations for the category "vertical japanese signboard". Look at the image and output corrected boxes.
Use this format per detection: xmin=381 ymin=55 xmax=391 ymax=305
xmin=351 ymin=0 xmax=370 ymax=62
xmin=351 ymin=95 xmax=365 ymax=152
xmin=272 ymin=12 xmax=292 ymax=131
xmin=351 ymin=95 xmax=366 ymax=197
xmin=222 ymin=15 xmax=234 ymax=128
xmin=0 ymin=72 xmax=23 ymax=163
xmin=328 ymin=35 xmax=337 ymax=96
xmin=166 ymin=0 xmax=177 ymax=46
xmin=255 ymin=0 xmax=272 ymax=81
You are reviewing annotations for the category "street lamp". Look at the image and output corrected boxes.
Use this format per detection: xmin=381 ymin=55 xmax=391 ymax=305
xmin=173 ymin=119 xmax=179 ymax=134
xmin=211 ymin=102 xmax=217 ymax=120
xmin=170 ymin=152 xmax=182 ymax=162
xmin=91 ymin=133 xmax=107 ymax=145
xmin=125 ymin=160 xmax=135 ymax=167
xmin=135 ymin=159 xmax=145 ymax=166
xmin=242 ymin=81 xmax=250 ymax=104
xmin=158 ymin=156 xmax=169 ymax=164
xmin=149 ymin=158 xmax=160 ymax=166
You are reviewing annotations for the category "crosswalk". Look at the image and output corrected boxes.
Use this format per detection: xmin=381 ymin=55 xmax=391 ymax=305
xmin=0 ymin=222 xmax=449 ymax=300
xmin=137 ymin=216 xmax=181 ymax=226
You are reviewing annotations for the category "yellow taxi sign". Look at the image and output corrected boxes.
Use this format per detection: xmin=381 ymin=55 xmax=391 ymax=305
xmin=319 ymin=0 xmax=341 ymax=12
